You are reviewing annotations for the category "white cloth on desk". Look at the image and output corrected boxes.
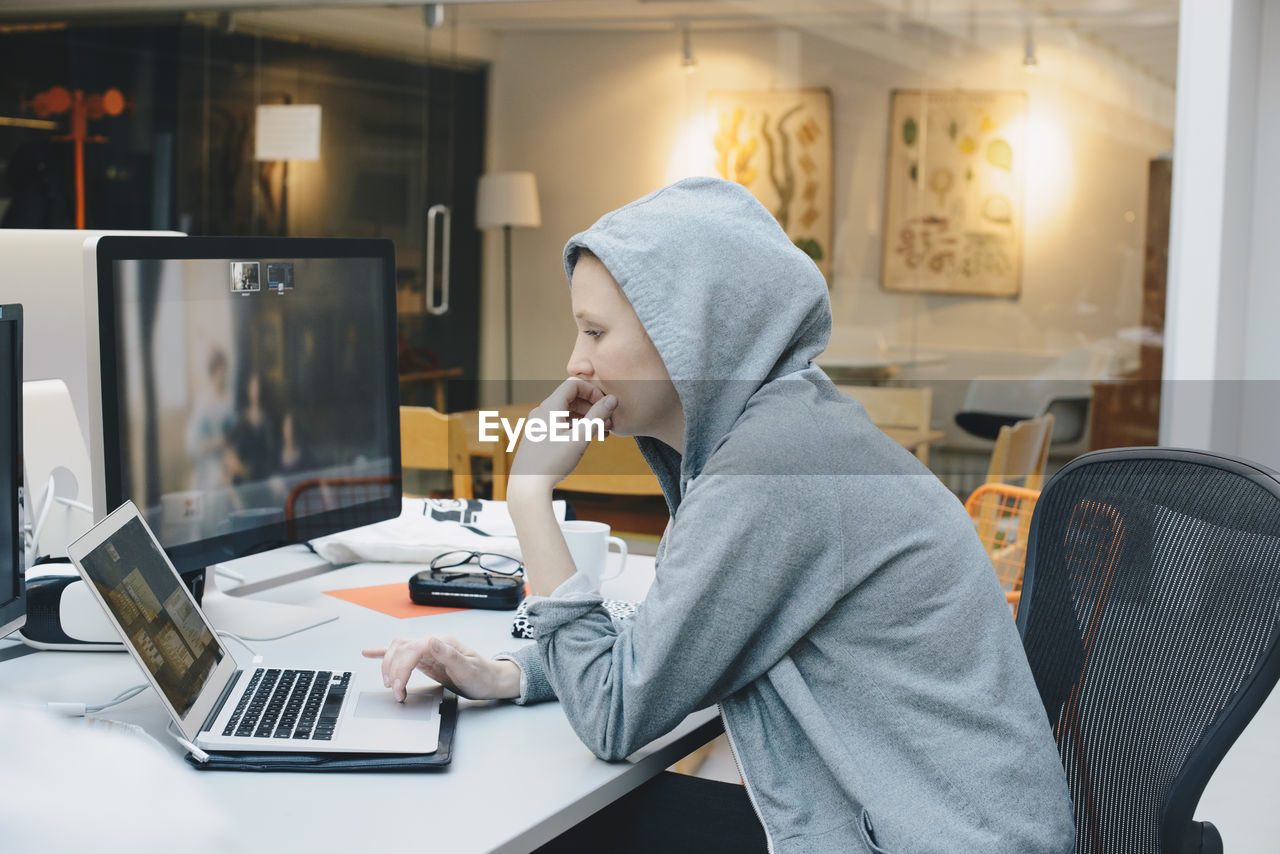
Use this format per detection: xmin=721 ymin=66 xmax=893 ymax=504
xmin=310 ymin=497 xmax=568 ymax=565
xmin=0 ymin=702 xmax=239 ymax=853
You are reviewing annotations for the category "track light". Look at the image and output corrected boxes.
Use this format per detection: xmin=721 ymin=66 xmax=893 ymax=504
xmin=1022 ymin=27 xmax=1038 ymax=69
xmin=681 ymin=25 xmax=697 ymax=73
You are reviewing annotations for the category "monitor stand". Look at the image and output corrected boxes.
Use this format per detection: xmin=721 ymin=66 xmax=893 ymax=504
xmin=200 ymin=546 xmax=337 ymax=641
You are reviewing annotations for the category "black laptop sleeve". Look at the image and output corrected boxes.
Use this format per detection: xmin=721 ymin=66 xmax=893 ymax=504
xmin=184 ymin=689 xmax=457 ymax=772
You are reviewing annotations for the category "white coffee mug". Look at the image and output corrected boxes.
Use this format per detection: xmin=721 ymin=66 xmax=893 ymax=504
xmin=559 ymin=520 xmax=627 ymax=591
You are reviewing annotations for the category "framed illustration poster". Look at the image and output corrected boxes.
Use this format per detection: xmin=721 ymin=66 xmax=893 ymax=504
xmin=709 ymin=88 xmax=833 ymax=280
xmin=881 ymin=90 xmax=1027 ymax=297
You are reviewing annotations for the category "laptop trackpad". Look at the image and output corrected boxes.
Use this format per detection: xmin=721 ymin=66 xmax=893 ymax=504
xmin=354 ymin=688 xmax=441 ymax=720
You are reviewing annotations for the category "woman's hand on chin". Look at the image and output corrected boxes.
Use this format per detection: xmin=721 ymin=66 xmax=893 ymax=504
xmin=507 ymin=377 xmax=616 ymax=497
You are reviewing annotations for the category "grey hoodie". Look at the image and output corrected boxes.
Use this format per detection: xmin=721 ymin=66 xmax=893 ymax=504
xmin=507 ymin=177 xmax=1074 ymax=853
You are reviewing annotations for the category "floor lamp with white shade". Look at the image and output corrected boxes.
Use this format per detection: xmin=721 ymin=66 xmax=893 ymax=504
xmin=477 ymin=172 xmax=541 ymax=404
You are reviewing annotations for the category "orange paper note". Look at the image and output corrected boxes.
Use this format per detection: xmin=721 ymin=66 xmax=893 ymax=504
xmin=324 ymin=582 xmax=467 ymax=619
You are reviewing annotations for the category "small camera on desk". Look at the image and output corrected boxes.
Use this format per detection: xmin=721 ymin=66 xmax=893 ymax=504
xmin=19 ymin=557 xmax=205 ymax=651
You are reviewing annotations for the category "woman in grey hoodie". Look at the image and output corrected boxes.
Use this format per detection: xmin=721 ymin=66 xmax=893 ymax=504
xmin=368 ymin=177 xmax=1075 ymax=853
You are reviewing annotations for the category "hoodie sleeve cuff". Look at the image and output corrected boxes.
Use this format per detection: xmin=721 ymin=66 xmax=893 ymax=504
xmin=525 ymin=595 xmax=605 ymax=637
xmin=523 ymin=576 xmax=606 ymax=634
xmin=493 ymin=644 xmax=556 ymax=705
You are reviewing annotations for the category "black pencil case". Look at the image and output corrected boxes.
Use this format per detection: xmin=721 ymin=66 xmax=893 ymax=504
xmin=408 ymin=569 xmax=526 ymax=610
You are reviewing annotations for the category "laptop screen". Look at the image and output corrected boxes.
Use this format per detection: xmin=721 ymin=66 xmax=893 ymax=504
xmin=77 ymin=515 xmax=223 ymax=716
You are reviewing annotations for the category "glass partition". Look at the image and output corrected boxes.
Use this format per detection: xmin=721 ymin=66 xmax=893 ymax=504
xmin=0 ymin=1 xmax=1179 ymax=497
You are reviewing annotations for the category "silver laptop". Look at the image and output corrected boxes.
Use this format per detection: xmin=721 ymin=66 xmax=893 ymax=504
xmin=67 ymin=500 xmax=442 ymax=754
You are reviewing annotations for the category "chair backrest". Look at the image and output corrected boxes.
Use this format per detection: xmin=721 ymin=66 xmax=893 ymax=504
xmin=285 ymin=475 xmax=397 ymax=542
xmin=555 ymin=434 xmax=663 ymax=497
xmin=451 ymin=404 xmax=552 ymax=501
xmin=838 ymin=384 xmax=934 ymax=464
xmin=987 ymin=412 xmax=1054 ymax=489
xmin=399 ymin=405 xmax=470 ymax=498
xmin=964 ymin=482 xmax=1040 ymax=616
xmin=1017 ymin=448 xmax=1280 ymax=854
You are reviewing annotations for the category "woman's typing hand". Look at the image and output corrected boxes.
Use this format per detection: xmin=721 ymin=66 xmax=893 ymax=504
xmin=361 ymin=635 xmax=521 ymax=702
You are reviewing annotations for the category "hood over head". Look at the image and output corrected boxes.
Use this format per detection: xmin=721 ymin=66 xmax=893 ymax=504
xmin=563 ymin=177 xmax=831 ymax=513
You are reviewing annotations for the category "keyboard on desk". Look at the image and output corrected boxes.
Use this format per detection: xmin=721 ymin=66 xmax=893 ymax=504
xmin=221 ymin=668 xmax=352 ymax=741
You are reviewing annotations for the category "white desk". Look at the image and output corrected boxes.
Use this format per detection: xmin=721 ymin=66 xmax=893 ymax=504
xmin=0 ymin=555 xmax=722 ymax=853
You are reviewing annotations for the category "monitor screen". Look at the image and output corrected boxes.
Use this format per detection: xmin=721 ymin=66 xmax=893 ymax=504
xmin=90 ymin=237 xmax=401 ymax=574
xmin=1 ymin=303 xmax=25 ymax=636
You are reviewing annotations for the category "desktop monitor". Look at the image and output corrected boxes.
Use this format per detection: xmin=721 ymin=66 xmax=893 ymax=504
xmin=0 ymin=230 xmax=181 ymax=558
xmin=0 ymin=229 xmax=183 ymax=449
xmin=1 ymin=303 xmax=26 ymax=637
xmin=84 ymin=237 xmax=402 ymax=579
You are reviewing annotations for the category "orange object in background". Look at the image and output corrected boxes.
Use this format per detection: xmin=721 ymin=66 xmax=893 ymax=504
xmin=325 ymin=579 xmax=530 ymax=620
xmin=21 ymin=85 xmax=127 ymax=228
xmin=27 ymin=85 xmax=72 ymax=116
xmin=965 ymin=482 xmax=1040 ymax=618
xmin=90 ymin=88 xmax=126 ymax=118
xmin=325 ymin=582 xmax=467 ymax=620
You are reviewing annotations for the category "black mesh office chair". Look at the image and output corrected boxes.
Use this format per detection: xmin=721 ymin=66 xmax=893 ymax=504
xmin=1016 ymin=447 xmax=1280 ymax=854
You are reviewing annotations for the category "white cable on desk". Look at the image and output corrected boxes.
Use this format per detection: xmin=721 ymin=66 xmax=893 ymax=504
xmin=216 ymin=630 xmax=262 ymax=664
xmin=167 ymin=721 xmax=209 ymax=763
xmin=46 ymin=683 xmax=149 ymax=717
xmin=39 ymin=633 xmax=258 ymax=763
xmin=42 ymin=630 xmax=259 ymax=719
xmin=33 ymin=630 xmax=258 ymax=721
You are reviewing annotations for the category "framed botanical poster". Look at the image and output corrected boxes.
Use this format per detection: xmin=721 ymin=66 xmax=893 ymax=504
xmin=709 ymin=88 xmax=833 ymax=280
xmin=881 ymin=90 xmax=1027 ymax=297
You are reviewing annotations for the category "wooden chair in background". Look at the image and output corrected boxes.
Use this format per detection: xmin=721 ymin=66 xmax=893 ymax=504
xmin=985 ymin=412 xmax=1055 ymax=490
xmin=959 ymin=413 xmax=1054 ymax=616
xmin=399 ymin=405 xmax=471 ymax=498
xmin=285 ymin=475 xmax=398 ymax=542
xmin=483 ymin=431 xmax=667 ymax=535
xmin=554 ymin=434 xmax=663 ymax=497
xmin=449 ymin=404 xmax=535 ymax=501
xmin=965 ymin=482 xmax=1040 ymax=617
xmin=837 ymin=384 xmax=937 ymax=465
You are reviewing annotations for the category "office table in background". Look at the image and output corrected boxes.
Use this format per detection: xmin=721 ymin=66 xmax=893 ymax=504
xmin=398 ymin=366 xmax=465 ymax=412
xmin=0 ymin=555 xmax=721 ymax=854
xmin=818 ymin=350 xmax=945 ymax=385
xmin=880 ymin=426 xmax=946 ymax=457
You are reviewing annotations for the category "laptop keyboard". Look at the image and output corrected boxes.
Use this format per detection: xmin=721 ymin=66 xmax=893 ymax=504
xmin=221 ymin=668 xmax=352 ymax=741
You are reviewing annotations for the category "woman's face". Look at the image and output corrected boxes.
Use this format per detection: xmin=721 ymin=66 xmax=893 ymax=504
xmin=566 ymin=254 xmax=683 ymax=448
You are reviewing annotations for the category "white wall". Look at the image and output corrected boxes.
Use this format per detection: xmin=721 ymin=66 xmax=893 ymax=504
xmin=1240 ymin=0 xmax=1280 ymax=468
xmin=1163 ymin=0 xmax=1280 ymax=469
xmin=481 ymin=25 xmax=1174 ymax=410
